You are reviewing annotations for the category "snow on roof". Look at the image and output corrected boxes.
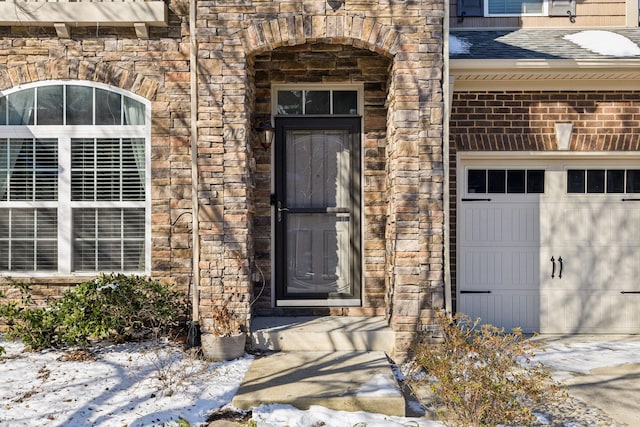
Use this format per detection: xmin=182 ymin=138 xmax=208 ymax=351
xmin=564 ymin=30 xmax=640 ymax=57
xmin=450 ymin=35 xmax=472 ymax=55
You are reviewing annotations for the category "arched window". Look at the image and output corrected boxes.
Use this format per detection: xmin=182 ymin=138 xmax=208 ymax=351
xmin=0 ymin=82 xmax=150 ymax=275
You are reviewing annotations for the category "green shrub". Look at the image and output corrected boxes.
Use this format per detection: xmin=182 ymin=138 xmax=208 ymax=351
xmin=408 ymin=312 xmax=565 ymax=427
xmin=0 ymin=274 xmax=187 ymax=350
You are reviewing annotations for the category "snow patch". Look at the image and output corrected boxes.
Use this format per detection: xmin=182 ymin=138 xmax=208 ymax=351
xmin=564 ymin=30 xmax=640 ymax=57
xmin=251 ymin=404 xmax=442 ymax=427
xmin=357 ymin=373 xmax=401 ymax=397
xmin=534 ymin=341 xmax=640 ymax=375
xmin=450 ymin=35 xmax=472 ymax=54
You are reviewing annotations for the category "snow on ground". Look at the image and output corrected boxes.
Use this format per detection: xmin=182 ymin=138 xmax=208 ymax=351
xmin=0 ymin=337 xmax=252 ymax=427
xmin=533 ymin=339 xmax=640 ymax=380
xmin=252 ymin=404 xmax=441 ymax=427
xmin=2 ymin=335 xmax=640 ymax=426
xmin=564 ymin=30 xmax=640 ymax=57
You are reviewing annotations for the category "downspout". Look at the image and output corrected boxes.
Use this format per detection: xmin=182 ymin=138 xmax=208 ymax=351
xmin=186 ymin=0 xmax=201 ymax=347
xmin=443 ymin=0 xmax=453 ymax=315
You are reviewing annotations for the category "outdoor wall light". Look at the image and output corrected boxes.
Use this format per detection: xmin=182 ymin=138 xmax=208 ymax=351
xmin=254 ymin=115 xmax=275 ymax=150
xmin=555 ymin=122 xmax=573 ymax=150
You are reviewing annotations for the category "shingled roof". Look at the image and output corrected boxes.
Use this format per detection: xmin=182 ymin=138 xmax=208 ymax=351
xmin=450 ymin=29 xmax=640 ymax=60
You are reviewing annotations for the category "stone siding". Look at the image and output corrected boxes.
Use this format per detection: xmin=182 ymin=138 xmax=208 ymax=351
xmin=0 ymin=0 xmax=446 ymax=359
xmin=195 ymin=1 xmax=445 ymax=359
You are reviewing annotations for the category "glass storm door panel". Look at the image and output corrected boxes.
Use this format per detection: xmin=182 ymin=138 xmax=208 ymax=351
xmin=275 ymin=117 xmax=361 ymax=302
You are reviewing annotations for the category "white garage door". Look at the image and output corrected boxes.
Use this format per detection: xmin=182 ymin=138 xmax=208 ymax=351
xmin=458 ymin=157 xmax=640 ymax=334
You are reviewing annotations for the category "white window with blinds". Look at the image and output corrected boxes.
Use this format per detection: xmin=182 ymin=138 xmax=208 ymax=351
xmin=0 ymin=81 xmax=150 ymax=275
xmin=486 ymin=0 xmax=546 ymax=15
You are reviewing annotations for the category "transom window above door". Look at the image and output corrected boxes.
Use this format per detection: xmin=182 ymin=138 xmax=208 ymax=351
xmin=276 ymin=88 xmax=359 ymax=116
xmin=0 ymin=82 xmax=150 ymax=275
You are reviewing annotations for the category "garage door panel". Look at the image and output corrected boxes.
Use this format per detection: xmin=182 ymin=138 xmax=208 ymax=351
xmin=546 ymin=243 xmax=640 ymax=291
xmin=461 ymin=204 xmax=538 ymax=245
xmin=459 ymin=291 xmax=540 ymax=333
xmin=541 ymin=290 xmax=640 ymax=333
xmin=460 ymin=249 xmax=504 ymax=288
xmin=611 ymin=205 xmax=640 ymax=243
xmin=544 ymin=204 xmax=609 ymax=245
xmin=617 ymin=294 xmax=640 ymax=331
xmin=542 ymin=245 xmax=604 ymax=290
xmin=460 ymin=247 xmax=539 ymax=289
xmin=599 ymin=245 xmax=640 ymax=290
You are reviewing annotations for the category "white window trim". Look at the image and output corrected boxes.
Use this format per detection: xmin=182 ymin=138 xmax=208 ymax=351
xmin=485 ymin=0 xmax=548 ymax=17
xmin=0 ymin=81 xmax=152 ymax=277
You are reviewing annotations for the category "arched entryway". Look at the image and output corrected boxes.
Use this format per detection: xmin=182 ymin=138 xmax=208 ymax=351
xmin=196 ymin=11 xmax=445 ymax=359
xmin=250 ymin=44 xmax=392 ymax=316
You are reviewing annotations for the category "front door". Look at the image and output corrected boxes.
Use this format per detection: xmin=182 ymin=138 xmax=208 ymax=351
xmin=274 ymin=117 xmax=361 ymax=305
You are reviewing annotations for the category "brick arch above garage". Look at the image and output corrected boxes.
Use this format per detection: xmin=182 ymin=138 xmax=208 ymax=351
xmin=0 ymin=60 xmax=160 ymax=101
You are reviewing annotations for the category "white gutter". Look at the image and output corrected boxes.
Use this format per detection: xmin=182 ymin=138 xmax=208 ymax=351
xmin=189 ymin=0 xmax=200 ymax=325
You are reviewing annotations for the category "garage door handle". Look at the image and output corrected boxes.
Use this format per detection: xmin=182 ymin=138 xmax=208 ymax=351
xmin=462 ymin=198 xmax=492 ymax=202
xmin=550 ymin=256 xmax=556 ymax=278
xmin=558 ymin=256 xmax=563 ymax=279
xmin=621 ymin=291 xmax=640 ymax=294
xmin=460 ymin=290 xmax=492 ymax=294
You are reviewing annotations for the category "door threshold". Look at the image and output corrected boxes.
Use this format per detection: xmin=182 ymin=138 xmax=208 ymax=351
xmin=277 ymin=299 xmax=361 ymax=307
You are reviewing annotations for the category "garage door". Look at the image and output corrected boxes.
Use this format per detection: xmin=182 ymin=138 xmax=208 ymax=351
xmin=458 ymin=158 xmax=640 ymax=334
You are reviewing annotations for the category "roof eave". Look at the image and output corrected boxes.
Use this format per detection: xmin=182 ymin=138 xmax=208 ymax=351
xmin=450 ymin=58 xmax=640 ymax=91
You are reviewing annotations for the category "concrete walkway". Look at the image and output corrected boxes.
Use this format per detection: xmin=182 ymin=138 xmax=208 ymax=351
xmin=228 ymin=319 xmax=640 ymax=426
xmin=538 ymin=334 xmax=640 ymax=426
xmin=231 ymin=351 xmax=406 ymax=417
xmin=563 ymin=363 xmax=640 ymax=426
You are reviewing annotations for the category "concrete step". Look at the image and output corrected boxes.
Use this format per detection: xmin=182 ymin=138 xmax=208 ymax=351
xmin=231 ymin=351 xmax=406 ymax=417
xmin=249 ymin=316 xmax=395 ymax=355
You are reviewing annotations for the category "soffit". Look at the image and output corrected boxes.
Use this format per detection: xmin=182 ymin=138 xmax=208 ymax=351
xmin=450 ymin=29 xmax=640 ymax=90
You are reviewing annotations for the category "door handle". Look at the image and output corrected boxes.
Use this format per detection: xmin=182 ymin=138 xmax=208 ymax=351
xmin=558 ymin=256 xmax=563 ymax=279
xmin=277 ymin=201 xmax=289 ymax=222
xmin=550 ymin=256 xmax=555 ymax=278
